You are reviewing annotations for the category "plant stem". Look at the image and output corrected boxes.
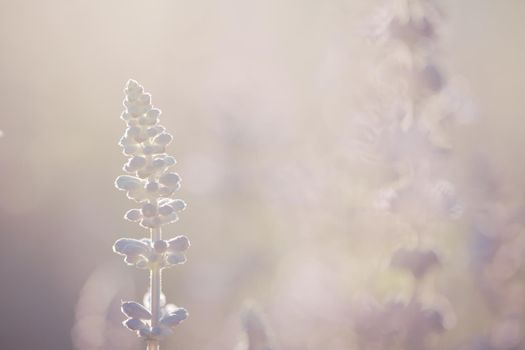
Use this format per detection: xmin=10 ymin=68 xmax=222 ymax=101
xmin=148 ymin=227 xmax=162 ymax=350
xmin=147 ymin=340 xmax=159 ymax=350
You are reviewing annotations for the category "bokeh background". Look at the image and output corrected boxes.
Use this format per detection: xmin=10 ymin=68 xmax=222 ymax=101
xmin=0 ymin=0 xmax=524 ymax=349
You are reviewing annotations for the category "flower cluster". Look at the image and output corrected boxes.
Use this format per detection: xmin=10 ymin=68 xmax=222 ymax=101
xmin=120 ymin=300 xmax=188 ymax=341
xmin=114 ymin=235 xmax=190 ymax=269
xmin=113 ymin=80 xmax=189 ymax=346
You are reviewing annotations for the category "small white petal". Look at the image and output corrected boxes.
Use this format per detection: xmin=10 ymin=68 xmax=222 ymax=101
xmin=113 ymin=238 xmax=149 ymax=256
xmin=159 ymin=173 xmax=181 ymax=188
xmin=115 ymin=175 xmax=142 ymax=191
xmin=121 ymin=301 xmax=152 ymax=320
xmin=171 ymin=199 xmax=187 ymax=212
xmin=124 ymin=209 xmax=142 ymax=221
xmin=168 ymin=236 xmax=190 ymax=252
xmin=160 ymin=309 xmax=188 ymax=328
xmin=153 ymin=133 xmax=173 ymax=146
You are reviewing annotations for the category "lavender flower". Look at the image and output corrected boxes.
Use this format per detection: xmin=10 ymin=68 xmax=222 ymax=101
xmin=352 ymin=0 xmax=472 ymax=348
xmin=113 ymin=80 xmax=189 ymax=350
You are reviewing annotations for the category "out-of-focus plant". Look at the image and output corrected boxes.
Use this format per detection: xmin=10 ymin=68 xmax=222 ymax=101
xmin=467 ymin=178 xmax=525 ymax=350
xmin=113 ymin=80 xmax=189 ymax=350
xmin=236 ymin=305 xmax=273 ymax=350
xmin=352 ymin=0 xmax=474 ymax=348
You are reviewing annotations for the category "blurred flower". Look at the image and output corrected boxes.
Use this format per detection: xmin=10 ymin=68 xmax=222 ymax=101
xmin=353 ymin=0 xmax=471 ymax=348
xmin=236 ymin=304 xmax=273 ymax=350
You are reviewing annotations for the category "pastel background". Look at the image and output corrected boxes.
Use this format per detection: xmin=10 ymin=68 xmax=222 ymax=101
xmin=0 ymin=0 xmax=524 ymax=349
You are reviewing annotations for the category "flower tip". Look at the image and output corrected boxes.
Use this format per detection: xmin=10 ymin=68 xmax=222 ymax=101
xmin=126 ymin=79 xmax=140 ymax=89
